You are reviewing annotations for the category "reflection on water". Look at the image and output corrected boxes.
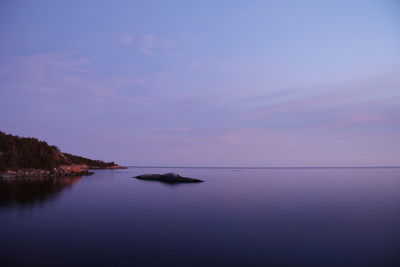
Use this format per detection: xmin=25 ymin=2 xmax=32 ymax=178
xmin=135 ymin=178 xmax=202 ymax=186
xmin=0 ymin=176 xmax=82 ymax=209
xmin=1 ymin=168 xmax=400 ymax=266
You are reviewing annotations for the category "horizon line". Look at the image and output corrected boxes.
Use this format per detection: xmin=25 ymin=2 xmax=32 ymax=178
xmin=126 ymin=165 xmax=400 ymax=169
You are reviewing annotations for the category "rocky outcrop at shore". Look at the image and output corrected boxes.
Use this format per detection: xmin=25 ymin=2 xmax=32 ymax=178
xmin=0 ymin=131 xmax=124 ymax=173
xmin=134 ymin=172 xmax=204 ymax=184
xmin=0 ymin=165 xmax=94 ymax=178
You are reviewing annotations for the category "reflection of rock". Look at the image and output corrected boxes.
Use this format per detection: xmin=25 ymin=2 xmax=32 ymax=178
xmin=134 ymin=173 xmax=203 ymax=184
xmin=0 ymin=176 xmax=82 ymax=209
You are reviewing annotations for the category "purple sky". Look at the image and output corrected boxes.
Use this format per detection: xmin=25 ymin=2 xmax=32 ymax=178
xmin=0 ymin=0 xmax=399 ymax=166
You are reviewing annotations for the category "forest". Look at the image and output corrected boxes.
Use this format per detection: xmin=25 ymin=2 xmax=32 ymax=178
xmin=0 ymin=131 xmax=117 ymax=172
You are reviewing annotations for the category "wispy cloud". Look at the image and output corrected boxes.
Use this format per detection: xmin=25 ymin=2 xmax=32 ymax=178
xmin=139 ymin=34 xmax=157 ymax=55
xmin=161 ymin=40 xmax=177 ymax=48
xmin=121 ymin=34 xmax=134 ymax=45
xmin=238 ymin=74 xmax=400 ymax=132
xmin=154 ymin=127 xmax=191 ymax=132
xmin=111 ymin=77 xmax=145 ymax=86
xmin=189 ymin=62 xmax=203 ymax=69
xmin=0 ymin=53 xmax=151 ymax=105
xmin=136 ymin=35 xmax=177 ymax=56
xmin=329 ymin=112 xmax=384 ymax=128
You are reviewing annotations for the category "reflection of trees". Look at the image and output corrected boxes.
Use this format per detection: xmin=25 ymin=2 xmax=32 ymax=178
xmin=0 ymin=176 xmax=82 ymax=209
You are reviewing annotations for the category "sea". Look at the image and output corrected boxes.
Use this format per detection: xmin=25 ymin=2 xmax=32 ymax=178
xmin=1 ymin=167 xmax=400 ymax=266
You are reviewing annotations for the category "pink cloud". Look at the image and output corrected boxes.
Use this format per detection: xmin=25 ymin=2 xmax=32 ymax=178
xmin=329 ymin=112 xmax=384 ymax=128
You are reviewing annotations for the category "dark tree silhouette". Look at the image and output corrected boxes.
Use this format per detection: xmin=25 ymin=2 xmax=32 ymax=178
xmin=0 ymin=131 xmax=117 ymax=172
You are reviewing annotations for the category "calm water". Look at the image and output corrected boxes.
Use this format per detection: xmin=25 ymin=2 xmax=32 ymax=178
xmin=1 ymin=167 xmax=400 ymax=266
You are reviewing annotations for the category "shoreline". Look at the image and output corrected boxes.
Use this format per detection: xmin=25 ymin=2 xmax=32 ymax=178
xmin=0 ymin=164 xmax=126 ymax=178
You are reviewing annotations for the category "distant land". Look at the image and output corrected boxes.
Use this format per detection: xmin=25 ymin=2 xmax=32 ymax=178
xmin=0 ymin=131 xmax=124 ymax=177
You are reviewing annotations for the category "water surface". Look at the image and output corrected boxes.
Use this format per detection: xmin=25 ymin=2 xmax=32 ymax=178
xmin=1 ymin=167 xmax=400 ymax=266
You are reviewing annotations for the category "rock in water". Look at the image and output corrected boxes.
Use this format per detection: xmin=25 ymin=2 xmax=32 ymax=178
xmin=134 ymin=172 xmax=204 ymax=183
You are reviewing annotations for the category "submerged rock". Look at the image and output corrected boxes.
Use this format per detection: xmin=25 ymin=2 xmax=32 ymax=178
xmin=134 ymin=172 xmax=203 ymax=183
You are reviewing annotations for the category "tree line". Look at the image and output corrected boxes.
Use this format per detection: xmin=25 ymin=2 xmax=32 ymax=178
xmin=0 ymin=131 xmax=116 ymax=172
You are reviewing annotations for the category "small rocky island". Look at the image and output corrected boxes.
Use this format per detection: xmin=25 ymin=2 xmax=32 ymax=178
xmin=134 ymin=172 xmax=204 ymax=183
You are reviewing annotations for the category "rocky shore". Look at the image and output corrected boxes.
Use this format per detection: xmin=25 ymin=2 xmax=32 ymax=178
xmin=0 ymin=165 xmax=94 ymax=178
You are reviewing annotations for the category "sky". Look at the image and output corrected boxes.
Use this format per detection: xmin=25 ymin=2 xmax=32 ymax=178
xmin=0 ymin=0 xmax=399 ymax=167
